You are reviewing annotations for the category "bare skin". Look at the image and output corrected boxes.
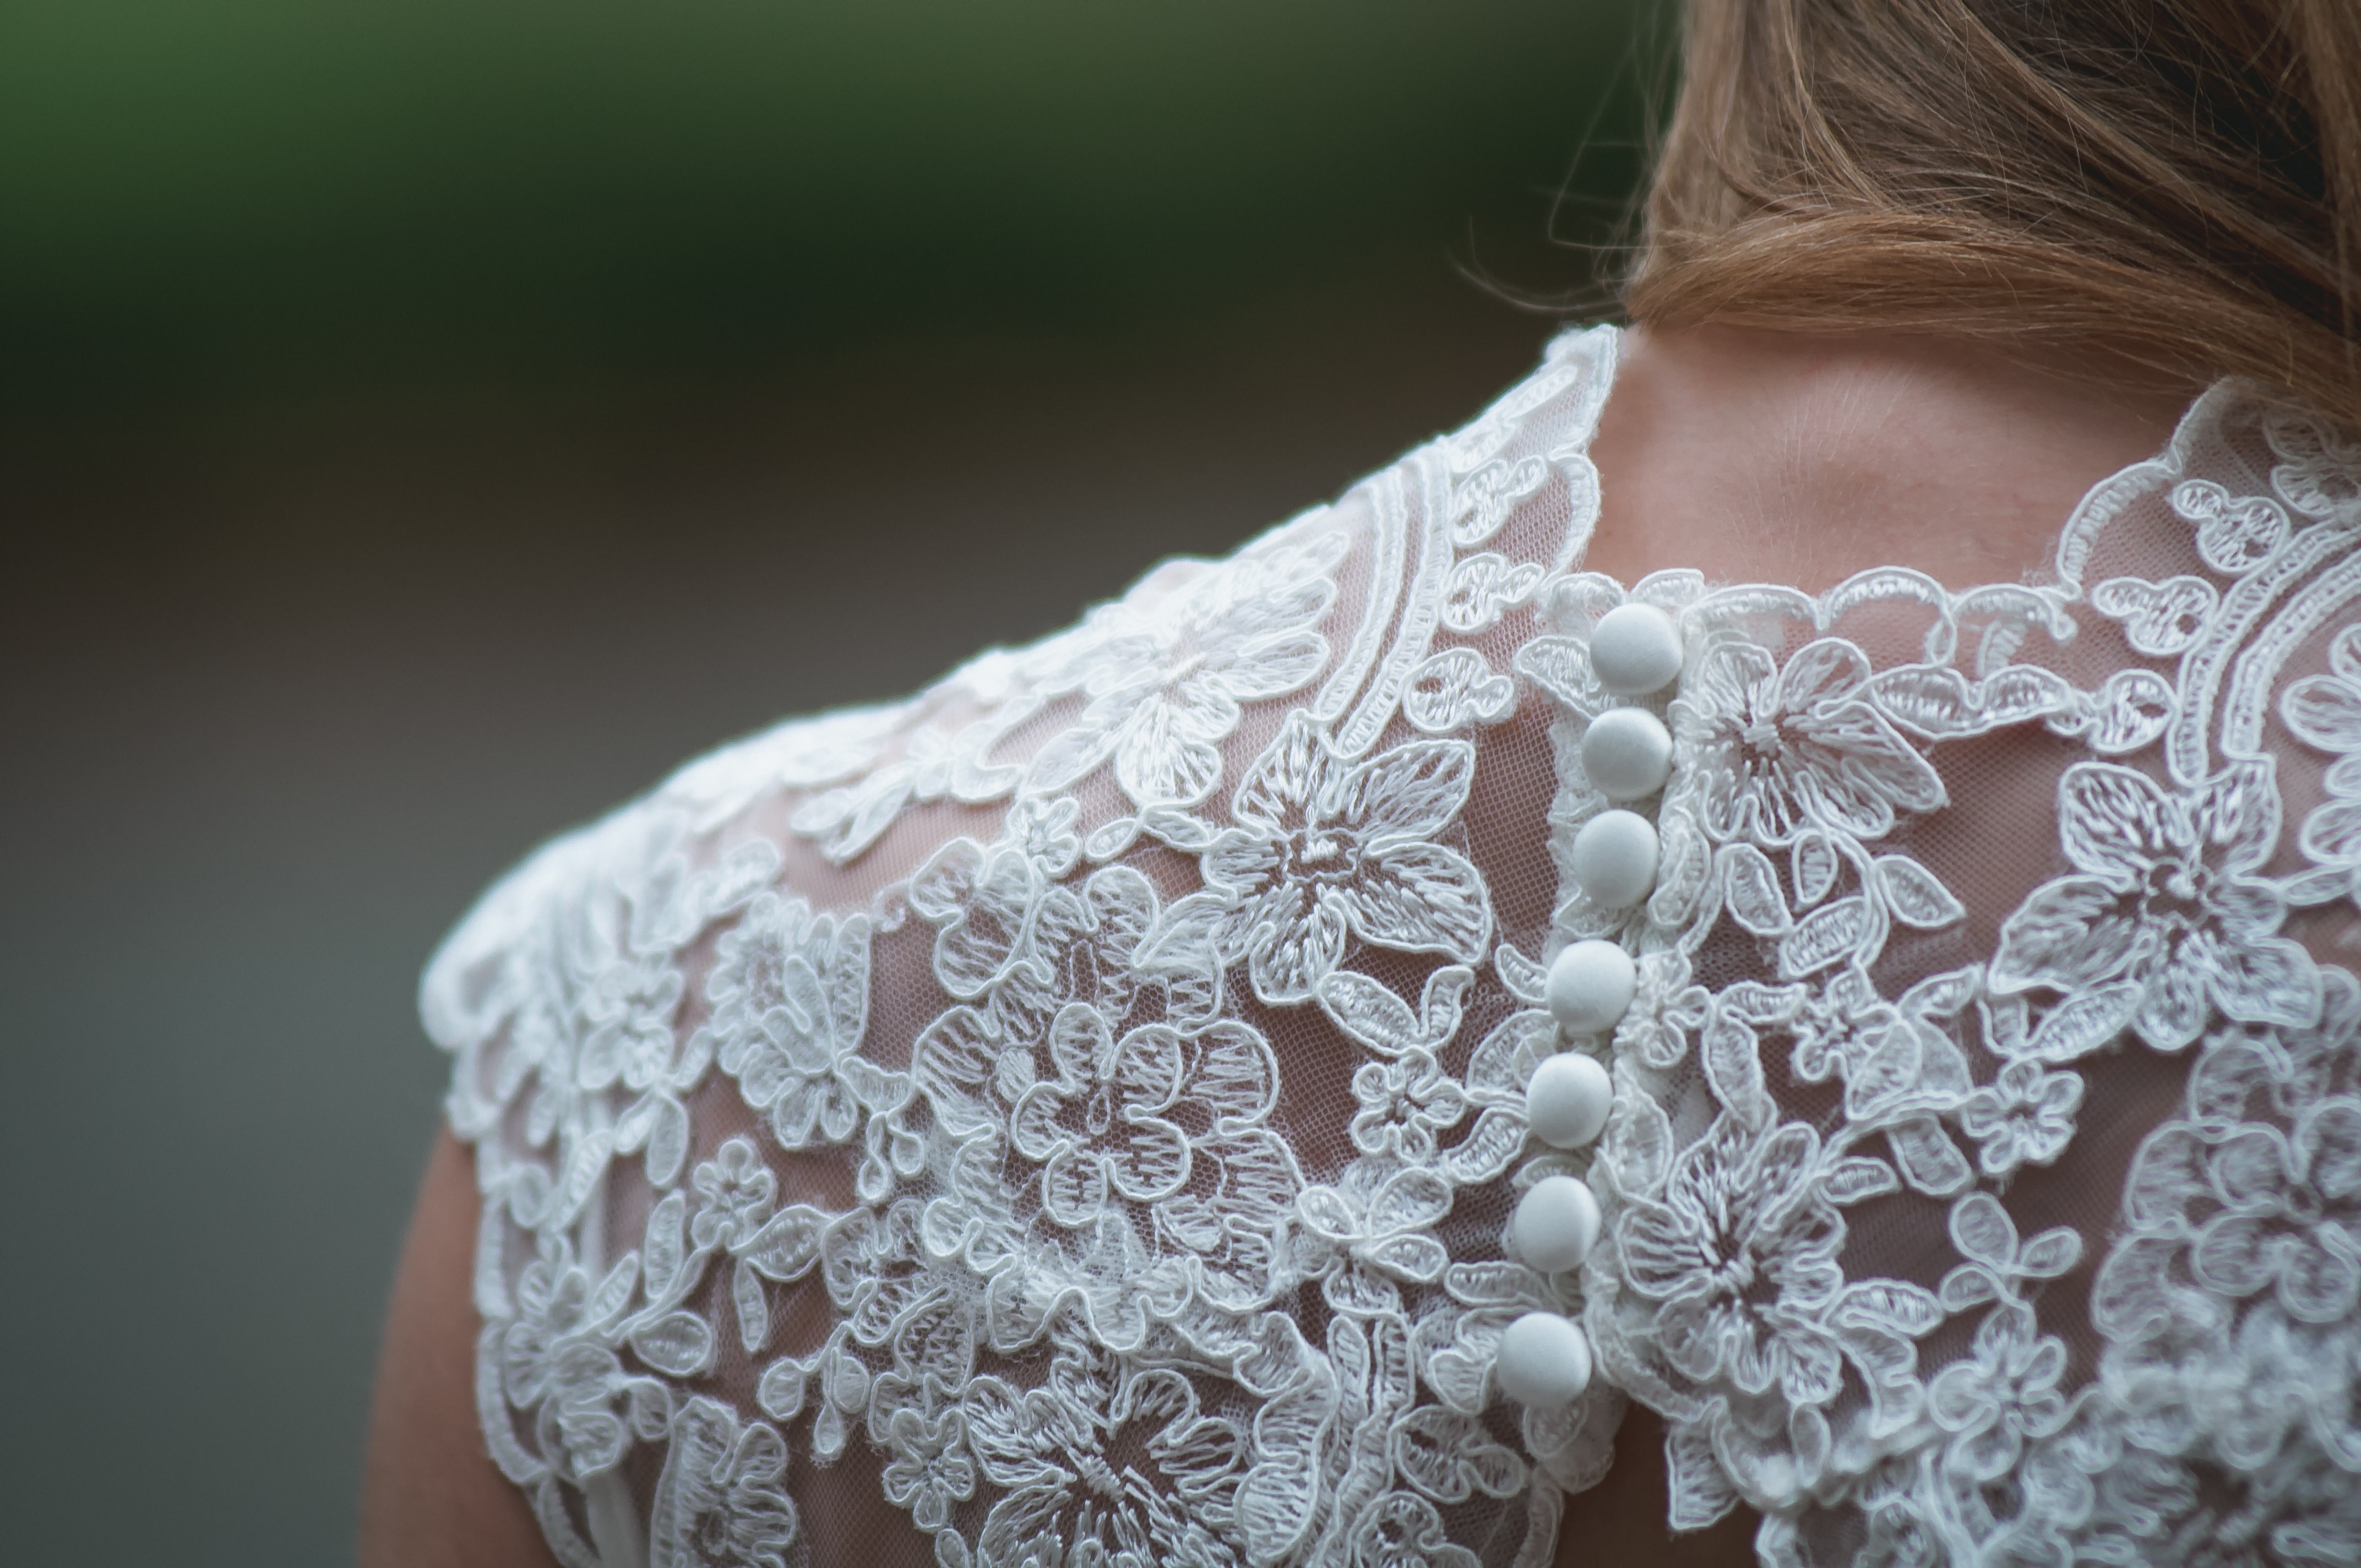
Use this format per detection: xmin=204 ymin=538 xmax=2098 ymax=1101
xmin=359 ymin=324 xmax=2197 ymax=1565
xmin=1586 ymin=324 xmax=2193 ymax=592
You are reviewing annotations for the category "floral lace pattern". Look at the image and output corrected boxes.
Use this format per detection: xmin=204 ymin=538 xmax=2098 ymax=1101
xmin=424 ymin=328 xmax=2361 ymax=1566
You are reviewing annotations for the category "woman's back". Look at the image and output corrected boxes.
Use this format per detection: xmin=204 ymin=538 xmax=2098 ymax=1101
xmin=369 ymin=319 xmax=2361 ymax=1565
xmin=364 ymin=2 xmax=2361 ymax=1561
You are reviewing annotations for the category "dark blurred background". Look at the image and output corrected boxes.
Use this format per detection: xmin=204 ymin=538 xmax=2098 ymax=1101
xmin=0 ymin=3 xmax=1658 ymax=1559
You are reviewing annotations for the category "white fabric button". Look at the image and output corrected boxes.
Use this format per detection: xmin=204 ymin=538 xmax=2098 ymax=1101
xmin=1525 ymin=1051 xmax=1613 ymax=1148
xmin=1513 ymin=1175 xmax=1602 ymax=1272
xmin=1581 ymin=707 xmax=1673 ymax=799
xmin=1496 ymin=1311 xmax=1593 ymax=1408
xmin=1571 ymin=809 xmax=1660 ymax=906
xmin=1545 ymin=940 xmax=1636 ymax=1036
xmin=1590 ymin=603 xmax=1684 ymax=695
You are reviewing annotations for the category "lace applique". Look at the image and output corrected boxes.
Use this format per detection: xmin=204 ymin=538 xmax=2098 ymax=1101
xmin=424 ymin=330 xmax=2361 ymax=1566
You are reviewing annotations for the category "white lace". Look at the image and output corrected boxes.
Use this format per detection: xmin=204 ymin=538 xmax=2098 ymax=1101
xmin=422 ymin=325 xmax=2361 ymax=1567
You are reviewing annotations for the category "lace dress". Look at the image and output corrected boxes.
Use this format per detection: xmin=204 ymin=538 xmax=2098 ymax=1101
xmin=421 ymin=324 xmax=2361 ymax=1567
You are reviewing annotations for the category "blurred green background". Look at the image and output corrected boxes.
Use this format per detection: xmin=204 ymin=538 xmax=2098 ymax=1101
xmin=0 ymin=2 xmax=1658 ymax=1560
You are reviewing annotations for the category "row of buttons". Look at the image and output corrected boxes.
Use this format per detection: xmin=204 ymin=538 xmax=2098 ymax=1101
xmin=1501 ymin=604 xmax=1683 ymax=1412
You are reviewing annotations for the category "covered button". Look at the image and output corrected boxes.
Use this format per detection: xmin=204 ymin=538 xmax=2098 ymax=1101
xmin=1571 ymin=809 xmax=1660 ymax=906
xmin=1580 ymin=707 xmax=1673 ymax=799
xmin=1525 ymin=1052 xmax=1613 ymax=1149
xmin=1590 ymin=603 xmax=1684 ymax=695
xmin=1496 ymin=1311 xmax=1593 ymax=1408
xmin=1545 ymin=940 xmax=1636 ymax=1036
xmin=1513 ymin=1175 xmax=1602 ymax=1273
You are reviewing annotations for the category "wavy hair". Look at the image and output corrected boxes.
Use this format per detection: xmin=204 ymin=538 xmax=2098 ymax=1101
xmin=1628 ymin=0 xmax=2361 ymax=428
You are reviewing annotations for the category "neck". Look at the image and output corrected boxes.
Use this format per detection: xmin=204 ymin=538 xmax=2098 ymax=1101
xmin=1582 ymin=324 xmax=2199 ymax=592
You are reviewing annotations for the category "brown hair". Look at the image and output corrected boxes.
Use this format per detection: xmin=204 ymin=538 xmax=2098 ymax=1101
xmin=1626 ymin=0 xmax=2361 ymax=429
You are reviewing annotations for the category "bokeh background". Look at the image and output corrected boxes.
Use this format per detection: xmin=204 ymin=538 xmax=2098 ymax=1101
xmin=0 ymin=3 xmax=1660 ymax=1560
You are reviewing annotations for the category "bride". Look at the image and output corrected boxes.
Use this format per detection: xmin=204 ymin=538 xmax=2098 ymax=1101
xmin=361 ymin=2 xmax=2361 ymax=1563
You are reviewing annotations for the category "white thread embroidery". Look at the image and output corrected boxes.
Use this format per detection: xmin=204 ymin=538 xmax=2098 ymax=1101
xmin=424 ymin=330 xmax=2361 ymax=1566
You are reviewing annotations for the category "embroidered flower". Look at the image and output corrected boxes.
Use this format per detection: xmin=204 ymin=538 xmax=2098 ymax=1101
xmin=501 ymin=1239 xmax=663 ymax=1477
xmin=1961 ymin=1061 xmax=2084 ymax=1177
xmin=878 ymin=1406 xmax=977 ymax=1532
xmin=1348 ymin=1049 xmax=1470 ymax=1160
xmin=1346 ymin=1492 xmax=1481 ymax=1568
xmin=1618 ymin=1119 xmax=1847 ymax=1406
xmin=1673 ymin=636 xmax=1945 ymax=847
xmin=1614 ymin=948 xmax=1712 ymax=1070
xmin=1989 ymin=759 xmax=2319 ymax=1053
xmin=1157 ymin=716 xmax=1492 ymax=1006
xmin=1787 ymin=967 xmax=1892 ymax=1086
xmin=574 ymin=949 xmax=687 ymax=1095
xmin=689 ymin=1139 xmax=777 ymax=1250
xmin=1925 ymin=1311 xmax=2072 ymax=1482
xmin=649 ymin=1396 xmax=800 ymax=1568
xmin=1024 ymin=531 xmax=1342 ymax=809
xmin=2150 ymin=1108 xmax=2361 ymax=1324
xmin=705 ymin=895 xmax=897 ymax=1148
xmin=1009 ymin=1007 xmax=1196 ymax=1226
xmin=961 ymin=1357 xmax=1247 ymax=1568
xmin=1297 ymin=1158 xmax=1454 ymax=1315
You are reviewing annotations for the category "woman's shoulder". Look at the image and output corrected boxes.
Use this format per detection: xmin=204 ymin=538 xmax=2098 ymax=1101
xmin=421 ymin=323 xmax=1629 ymax=1053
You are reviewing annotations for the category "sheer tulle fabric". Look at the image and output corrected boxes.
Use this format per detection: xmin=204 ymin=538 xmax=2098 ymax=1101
xmin=421 ymin=326 xmax=2361 ymax=1567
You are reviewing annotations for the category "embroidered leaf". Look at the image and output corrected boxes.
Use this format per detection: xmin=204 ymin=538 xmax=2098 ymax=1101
xmin=1513 ymin=636 xmax=1602 ymax=714
xmin=1949 ymin=1191 xmax=2020 ymax=1268
xmin=1888 ymin=1115 xmax=1974 ymax=1196
xmin=755 ymin=1356 xmax=807 ymax=1422
xmin=585 ymin=1252 xmax=640 ymax=1328
xmin=1316 ymin=970 xmax=1423 ymax=1056
xmin=1939 ymin=1265 xmax=2000 ymax=1312
xmin=1424 ymin=1344 xmax=1495 ymax=1417
xmin=1867 ymin=666 xmax=1983 ymax=739
xmin=644 ymin=1095 xmax=690 ymax=1188
xmin=1876 ymin=856 xmax=1966 ymax=929
xmin=2017 ymin=1224 xmax=2085 ymax=1280
xmin=1494 ymin=942 xmax=1547 ymax=1004
xmin=1779 ymin=896 xmax=1872 ymax=978
xmin=1834 ymin=1278 xmax=1945 ymax=1337
xmin=1791 ymin=832 xmax=1840 ymax=907
xmin=630 ymin=1311 xmax=715 ymax=1377
xmin=739 ymin=1204 xmax=829 ymax=1282
xmin=733 ymin=1257 xmax=770 ymax=1354
xmin=1824 ymin=1156 xmax=1902 ymax=1204
xmin=1443 ymin=1261 xmax=1544 ymax=1308
xmin=1665 ymin=1419 xmax=1739 ymax=1529
xmin=812 ymin=1398 xmax=848 ymax=1462
xmin=1438 ymin=1107 xmax=1525 ymax=1185
xmin=1702 ymin=1011 xmax=1770 ymax=1125
xmin=1405 ymin=647 xmax=1518 ymax=734
xmin=1368 ymin=1233 xmax=1451 ymax=1283
xmin=1465 ymin=1010 xmax=1554 ymax=1099
xmin=557 ymin=1128 xmax=616 ymax=1226
xmin=1723 ymin=843 xmax=1792 ymax=935
xmin=1419 ymin=965 xmax=1477 ymax=1044
xmin=1611 ymin=1090 xmax=1675 ymax=1196
xmin=641 ymin=1191 xmax=687 ymax=1302
xmin=2020 ymin=982 xmax=2143 ymax=1061
xmin=1979 ymin=665 xmax=2076 ymax=726
xmin=1721 ymin=980 xmax=1809 ymax=1026
xmin=1901 ymin=965 xmax=1981 ymax=1019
